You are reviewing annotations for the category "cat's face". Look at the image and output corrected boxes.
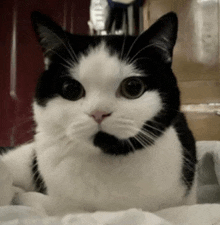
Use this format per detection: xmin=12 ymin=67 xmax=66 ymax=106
xmin=32 ymin=12 xmax=179 ymax=155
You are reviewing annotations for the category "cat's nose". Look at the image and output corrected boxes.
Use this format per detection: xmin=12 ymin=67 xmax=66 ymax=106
xmin=90 ymin=110 xmax=112 ymax=124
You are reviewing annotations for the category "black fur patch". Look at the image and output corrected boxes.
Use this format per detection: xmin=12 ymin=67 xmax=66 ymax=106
xmin=0 ymin=147 xmax=14 ymax=155
xmin=32 ymin=153 xmax=47 ymax=194
xmin=173 ymin=113 xmax=197 ymax=190
xmin=93 ymin=109 xmax=176 ymax=155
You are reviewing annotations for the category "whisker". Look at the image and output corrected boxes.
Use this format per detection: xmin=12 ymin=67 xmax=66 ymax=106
xmin=125 ymin=30 xmax=149 ymax=59
xmin=138 ymin=132 xmax=155 ymax=144
xmin=60 ymin=63 xmax=73 ymax=70
xmin=42 ymin=30 xmax=78 ymax=63
xmin=130 ymin=124 xmax=157 ymax=140
xmin=128 ymin=43 xmax=168 ymax=64
xmin=128 ymin=44 xmax=156 ymax=63
xmin=12 ymin=116 xmax=33 ymax=129
xmin=139 ymin=129 xmax=157 ymax=139
xmin=182 ymin=176 xmax=192 ymax=188
xmin=113 ymin=118 xmax=135 ymax=128
xmin=142 ymin=127 xmax=162 ymax=138
xmin=146 ymin=119 xmax=164 ymax=127
xmin=126 ymin=125 xmax=156 ymax=146
xmin=131 ymin=57 xmax=152 ymax=64
xmin=126 ymin=139 xmax=136 ymax=152
xmin=136 ymin=134 xmax=149 ymax=146
xmin=183 ymin=161 xmax=196 ymax=173
xmin=133 ymin=135 xmax=146 ymax=148
xmin=182 ymin=147 xmax=197 ymax=166
xmin=182 ymin=164 xmax=195 ymax=173
xmin=113 ymin=120 xmax=157 ymax=145
xmin=15 ymin=132 xmax=34 ymax=143
xmin=64 ymin=36 xmax=79 ymax=63
xmin=183 ymin=156 xmax=196 ymax=168
xmin=120 ymin=35 xmax=127 ymax=61
xmin=135 ymin=134 xmax=153 ymax=147
xmin=45 ymin=49 xmax=74 ymax=68
xmin=70 ymin=121 xmax=90 ymax=128
xmin=143 ymin=122 xmax=164 ymax=134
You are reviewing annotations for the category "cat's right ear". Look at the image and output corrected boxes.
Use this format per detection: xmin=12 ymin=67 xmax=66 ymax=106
xmin=31 ymin=11 xmax=66 ymax=53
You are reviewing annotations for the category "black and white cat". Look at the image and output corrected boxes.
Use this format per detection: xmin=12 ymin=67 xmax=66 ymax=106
xmin=0 ymin=11 xmax=197 ymax=216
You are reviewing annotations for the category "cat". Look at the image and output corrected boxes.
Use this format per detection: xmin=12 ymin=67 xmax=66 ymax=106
xmin=0 ymin=11 xmax=197 ymax=216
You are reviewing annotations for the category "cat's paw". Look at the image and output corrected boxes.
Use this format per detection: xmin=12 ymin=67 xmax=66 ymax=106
xmin=15 ymin=191 xmax=50 ymax=216
xmin=0 ymin=160 xmax=14 ymax=206
xmin=16 ymin=192 xmax=86 ymax=216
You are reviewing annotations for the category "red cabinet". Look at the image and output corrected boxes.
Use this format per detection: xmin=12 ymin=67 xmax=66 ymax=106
xmin=0 ymin=0 xmax=90 ymax=146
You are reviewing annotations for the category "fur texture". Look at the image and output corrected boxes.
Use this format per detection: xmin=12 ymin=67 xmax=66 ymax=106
xmin=0 ymin=12 xmax=197 ymax=215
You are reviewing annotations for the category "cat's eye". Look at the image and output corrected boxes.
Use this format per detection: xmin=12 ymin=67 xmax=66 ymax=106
xmin=61 ymin=79 xmax=85 ymax=101
xmin=120 ymin=77 xmax=145 ymax=99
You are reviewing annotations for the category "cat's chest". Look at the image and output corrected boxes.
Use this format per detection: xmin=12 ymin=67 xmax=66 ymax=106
xmin=41 ymin=149 xmax=149 ymax=200
xmin=37 ymin=127 xmax=186 ymax=212
xmin=41 ymin=154 xmax=161 ymax=212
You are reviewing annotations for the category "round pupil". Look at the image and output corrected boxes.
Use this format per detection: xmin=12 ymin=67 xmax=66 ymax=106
xmin=122 ymin=78 xmax=145 ymax=99
xmin=62 ymin=80 xmax=84 ymax=101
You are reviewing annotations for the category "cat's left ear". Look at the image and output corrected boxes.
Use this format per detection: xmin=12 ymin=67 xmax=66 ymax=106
xmin=31 ymin=11 xmax=67 ymax=54
xmin=129 ymin=12 xmax=178 ymax=65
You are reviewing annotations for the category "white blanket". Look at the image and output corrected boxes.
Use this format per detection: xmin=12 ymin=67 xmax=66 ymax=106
xmin=1 ymin=141 xmax=220 ymax=225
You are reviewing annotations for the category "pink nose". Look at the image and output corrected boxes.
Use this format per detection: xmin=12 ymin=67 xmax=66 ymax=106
xmin=90 ymin=110 xmax=112 ymax=124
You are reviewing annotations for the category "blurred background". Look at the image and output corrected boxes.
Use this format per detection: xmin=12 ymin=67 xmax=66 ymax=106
xmin=0 ymin=0 xmax=219 ymax=147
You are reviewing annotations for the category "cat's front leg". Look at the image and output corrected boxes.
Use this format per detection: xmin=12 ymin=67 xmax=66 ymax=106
xmin=0 ymin=160 xmax=15 ymax=206
xmin=16 ymin=191 xmax=85 ymax=216
xmin=14 ymin=191 xmax=51 ymax=216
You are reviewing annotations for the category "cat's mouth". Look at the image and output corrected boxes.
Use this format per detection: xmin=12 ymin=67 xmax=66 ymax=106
xmin=97 ymin=124 xmax=103 ymax=131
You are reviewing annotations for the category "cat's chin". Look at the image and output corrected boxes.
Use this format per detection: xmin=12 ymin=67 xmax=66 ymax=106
xmin=93 ymin=131 xmax=134 ymax=156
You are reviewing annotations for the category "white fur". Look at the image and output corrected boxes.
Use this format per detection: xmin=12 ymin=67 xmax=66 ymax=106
xmin=0 ymin=143 xmax=35 ymax=206
xmin=1 ymin=143 xmax=35 ymax=191
xmin=0 ymin=44 xmax=196 ymax=215
xmin=32 ymin=126 xmax=191 ymax=216
xmin=0 ymin=160 xmax=14 ymax=206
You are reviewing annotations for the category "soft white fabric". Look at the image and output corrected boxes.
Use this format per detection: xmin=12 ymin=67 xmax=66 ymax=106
xmin=197 ymin=141 xmax=220 ymax=204
xmin=0 ymin=207 xmax=171 ymax=225
xmin=1 ymin=141 xmax=220 ymax=225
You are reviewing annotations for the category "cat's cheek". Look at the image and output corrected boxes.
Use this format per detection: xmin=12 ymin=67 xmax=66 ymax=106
xmin=127 ymin=92 xmax=163 ymax=128
xmin=33 ymin=101 xmax=74 ymax=136
xmin=65 ymin=117 xmax=98 ymax=142
xmin=108 ymin=128 xmax=136 ymax=139
xmin=101 ymin=120 xmax=137 ymax=139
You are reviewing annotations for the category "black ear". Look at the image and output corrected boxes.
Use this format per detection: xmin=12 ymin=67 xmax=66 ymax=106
xmin=31 ymin=11 xmax=67 ymax=53
xmin=147 ymin=12 xmax=178 ymax=50
xmin=128 ymin=12 xmax=178 ymax=64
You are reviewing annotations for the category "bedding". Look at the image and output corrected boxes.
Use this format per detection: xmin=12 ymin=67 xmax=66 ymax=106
xmin=0 ymin=141 xmax=220 ymax=225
